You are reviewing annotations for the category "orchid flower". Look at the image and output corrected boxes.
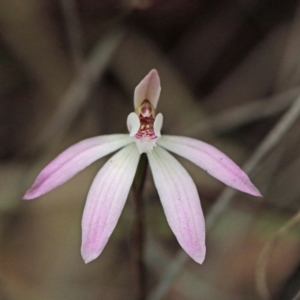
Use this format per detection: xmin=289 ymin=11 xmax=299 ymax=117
xmin=24 ymin=69 xmax=261 ymax=264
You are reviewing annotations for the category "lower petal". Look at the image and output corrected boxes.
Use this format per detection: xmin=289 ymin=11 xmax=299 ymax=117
xmin=158 ymin=135 xmax=261 ymax=196
xmin=81 ymin=143 xmax=140 ymax=263
xmin=147 ymin=146 xmax=206 ymax=264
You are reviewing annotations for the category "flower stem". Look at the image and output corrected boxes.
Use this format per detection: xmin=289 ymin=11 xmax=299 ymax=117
xmin=133 ymin=153 xmax=148 ymax=300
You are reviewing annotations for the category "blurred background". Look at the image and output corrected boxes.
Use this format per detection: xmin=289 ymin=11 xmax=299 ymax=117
xmin=1 ymin=0 xmax=300 ymax=299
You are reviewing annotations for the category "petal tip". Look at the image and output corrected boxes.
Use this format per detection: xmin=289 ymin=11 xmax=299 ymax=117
xmin=149 ymin=69 xmax=158 ymax=77
xmin=22 ymin=178 xmax=50 ymax=200
xmin=134 ymin=69 xmax=161 ymax=109
xmin=82 ymin=256 xmax=93 ymax=264
xmin=23 ymin=193 xmax=33 ymax=200
xmin=23 ymin=186 xmax=39 ymax=200
xmin=251 ymin=186 xmax=262 ymax=197
xmin=81 ymin=249 xmax=99 ymax=264
xmin=149 ymin=69 xmax=161 ymax=89
xmin=233 ymin=183 xmax=262 ymax=197
xmin=190 ymin=246 xmax=206 ymax=264
xmin=195 ymin=256 xmax=205 ymax=265
xmin=244 ymin=180 xmax=262 ymax=197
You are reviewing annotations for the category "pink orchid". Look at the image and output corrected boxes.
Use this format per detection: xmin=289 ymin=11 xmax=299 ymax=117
xmin=24 ymin=69 xmax=261 ymax=264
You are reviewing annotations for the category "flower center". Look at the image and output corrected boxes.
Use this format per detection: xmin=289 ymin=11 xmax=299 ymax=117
xmin=135 ymin=99 xmax=157 ymax=140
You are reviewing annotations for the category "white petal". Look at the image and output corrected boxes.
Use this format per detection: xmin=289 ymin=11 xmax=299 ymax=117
xmin=134 ymin=69 xmax=161 ymax=109
xmin=81 ymin=143 xmax=140 ymax=263
xmin=153 ymin=113 xmax=163 ymax=138
xmin=157 ymin=135 xmax=261 ymax=196
xmin=147 ymin=146 xmax=206 ymax=264
xmin=24 ymin=135 xmax=133 ymax=199
xmin=134 ymin=137 xmax=157 ymax=154
xmin=127 ymin=112 xmax=140 ymax=136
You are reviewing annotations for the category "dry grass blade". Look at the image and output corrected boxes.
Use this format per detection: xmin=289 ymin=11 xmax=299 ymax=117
xmin=187 ymin=86 xmax=300 ymax=137
xmin=204 ymin=25 xmax=287 ymax=110
xmin=255 ymin=210 xmax=300 ymax=300
xmin=148 ymin=92 xmax=300 ymax=300
xmin=292 ymin=289 xmax=300 ymax=300
xmin=29 ymin=28 xmax=126 ymax=152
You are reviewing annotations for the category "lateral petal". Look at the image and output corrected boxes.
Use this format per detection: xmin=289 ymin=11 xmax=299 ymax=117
xmin=158 ymin=135 xmax=261 ymax=196
xmin=134 ymin=69 xmax=161 ymax=109
xmin=24 ymin=135 xmax=133 ymax=199
xmin=127 ymin=112 xmax=140 ymax=136
xmin=81 ymin=143 xmax=140 ymax=263
xmin=147 ymin=146 xmax=206 ymax=264
xmin=153 ymin=113 xmax=163 ymax=138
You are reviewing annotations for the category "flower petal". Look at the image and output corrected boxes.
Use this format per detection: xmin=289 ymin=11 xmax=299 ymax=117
xmin=81 ymin=143 xmax=140 ymax=263
xmin=127 ymin=112 xmax=140 ymax=136
xmin=147 ymin=146 xmax=206 ymax=264
xmin=153 ymin=113 xmax=163 ymax=138
xmin=23 ymin=135 xmax=133 ymax=199
xmin=134 ymin=69 xmax=161 ymax=109
xmin=158 ymin=135 xmax=261 ymax=196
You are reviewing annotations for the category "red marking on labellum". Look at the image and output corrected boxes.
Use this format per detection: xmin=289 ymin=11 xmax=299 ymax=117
xmin=135 ymin=100 xmax=156 ymax=139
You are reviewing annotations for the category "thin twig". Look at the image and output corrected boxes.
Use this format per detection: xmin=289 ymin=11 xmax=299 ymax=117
xmin=255 ymin=210 xmax=300 ymax=300
xmin=148 ymin=93 xmax=300 ymax=300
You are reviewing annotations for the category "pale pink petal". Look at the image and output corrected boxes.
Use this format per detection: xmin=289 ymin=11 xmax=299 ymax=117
xmin=153 ymin=113 xmax=163 ymax=138
xmin=127 ymin=112 xmax=140 ymax=136
xmin=147 ymin=146 xmax=206 ymax=264
xmin=158 ymin=135 xmax=261 ymax=196
xmin=24 ymin=135 xmax=133 ymax=199
xmin=134 ymin=69 xmax=161 ymax=109
xmin=81 ymin=143 xmax=140 ymax=263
